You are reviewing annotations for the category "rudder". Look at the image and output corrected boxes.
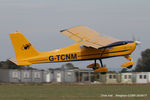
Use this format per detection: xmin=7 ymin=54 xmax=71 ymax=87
xmin=9 ymin=32 xmax=39 ymax=60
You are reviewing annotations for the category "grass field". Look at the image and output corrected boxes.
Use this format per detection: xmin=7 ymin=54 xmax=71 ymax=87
xmin=0 ymin=83 xmax=150 ymax=100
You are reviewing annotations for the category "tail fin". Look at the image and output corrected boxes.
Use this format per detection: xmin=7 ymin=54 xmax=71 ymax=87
xmin=9 ymin=32 xmax=39 ymax=65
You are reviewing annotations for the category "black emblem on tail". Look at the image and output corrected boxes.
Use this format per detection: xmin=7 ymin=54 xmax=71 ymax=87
xmin=23 ymin=43 xmax=31 ymax=50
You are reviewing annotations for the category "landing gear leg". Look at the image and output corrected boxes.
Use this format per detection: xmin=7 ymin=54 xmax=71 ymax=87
xmin=93 ymin=59 xmax=98 ymax=70
xmin=99 ymin=59 xmax=107 ymax=74
xmin=99 ymin=59 xmax=104 ymax=67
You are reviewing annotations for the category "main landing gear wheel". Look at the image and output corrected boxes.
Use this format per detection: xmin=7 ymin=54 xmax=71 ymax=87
xmin=87 ymin=59 xmax=108 ymax=74
xmin=101 ymin=72 xmax=107 ymax=75
xmin=94 ymin=67 xmax=108 ymax=74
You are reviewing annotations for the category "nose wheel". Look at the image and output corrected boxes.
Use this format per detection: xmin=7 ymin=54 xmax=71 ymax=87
xmin=121 ymin=56 xmax=134 ymax=69
xmin=127 ymin=65 xmax=133 ymax=69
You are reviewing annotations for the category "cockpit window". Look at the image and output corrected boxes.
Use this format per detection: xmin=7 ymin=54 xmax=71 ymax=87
xmin=108 ymin=41 xmax=127 ymax=46
xmin=100 ymin=41 xmax=134 ymax=49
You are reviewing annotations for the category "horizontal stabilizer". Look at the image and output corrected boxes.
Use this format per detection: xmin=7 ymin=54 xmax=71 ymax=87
xmin=9 ymin=58 xmax=32 ymax=66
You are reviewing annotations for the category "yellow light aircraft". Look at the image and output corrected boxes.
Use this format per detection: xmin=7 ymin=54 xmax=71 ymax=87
xmin=9 ymin=26 xmax=141 ymax=74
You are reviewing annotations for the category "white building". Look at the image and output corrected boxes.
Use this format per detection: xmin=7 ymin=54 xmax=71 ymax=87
xmin=135 ymin=72 xmax=150 ymax=83
xmin=106 ymin=73 xmax=119 ymax=84
xmin=43 ymin=70 xmax=53 ymax=83
xmin=121 ymin=73 xmax=133 ymax=84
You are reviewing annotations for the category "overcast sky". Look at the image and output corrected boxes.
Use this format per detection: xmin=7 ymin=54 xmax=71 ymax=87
xmin=0 ymin=0 xmax=150 ymax=71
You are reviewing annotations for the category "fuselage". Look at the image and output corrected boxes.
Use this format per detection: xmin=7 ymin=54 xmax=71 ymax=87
xmin=24 ymin=41 xmax=136 ymax=64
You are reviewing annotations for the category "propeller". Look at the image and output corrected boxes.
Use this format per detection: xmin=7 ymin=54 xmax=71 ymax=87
xmin=135 ymin=41 xmax=141 ymax=45
xmin=132 ymin=35 xmax=141 ymax=46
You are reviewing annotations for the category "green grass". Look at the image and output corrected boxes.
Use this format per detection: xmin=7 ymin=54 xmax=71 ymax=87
xmin=0 ymin=83 xmax=149 ymax=100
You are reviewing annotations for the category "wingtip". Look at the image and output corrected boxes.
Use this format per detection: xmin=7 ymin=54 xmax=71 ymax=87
xmin=60 ymin=29 xmax=67 ymax=32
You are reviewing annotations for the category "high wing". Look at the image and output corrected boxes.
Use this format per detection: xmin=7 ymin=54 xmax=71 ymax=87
xmin=60 ymin=26 xmax=120 ymax=49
